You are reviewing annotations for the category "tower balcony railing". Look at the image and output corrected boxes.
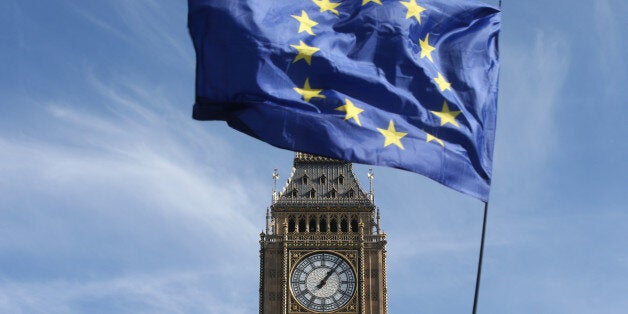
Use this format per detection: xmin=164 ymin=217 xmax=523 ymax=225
xmin=272 ymin=197 xmax=374 ymax=208
xmin=262 ymin=233 xmax=386 ymax=243
xmin=364 ymin=234 xmax=387 ymax=243
xmin=287 ymin=233 xmax=361 ymax=242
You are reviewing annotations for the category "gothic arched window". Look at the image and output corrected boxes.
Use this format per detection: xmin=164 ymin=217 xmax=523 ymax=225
xmin=298 ymin=217 xmax=306 ymax=233
xmin=351 ymin=218 xmax=359 ymax=232
xmin=288 ymin=217 xmax=296 ymax=232
xmin=320 ymin=175 xmax=326 ymax=184
xmin=320 ymin=217 xmax=327 ymax=232
xmin=309 ymin=218 xmax=316 ymax=232
xmin=330 ymin=218 xmax=338 ymax=232
xmin=340 ymin=218 xmax=349 ymax=233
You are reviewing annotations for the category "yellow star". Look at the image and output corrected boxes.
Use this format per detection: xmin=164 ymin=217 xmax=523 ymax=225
xmin=419 ymin=33 xmax=435 ymax=62
xmin=362 ymin=0 xmax=382 ymax=6
xmin=430 ymin=101 xmax=461 ymax=127
xmin=335 ymin=99 xmax=364 ymax=126
xmin=294 ymin=78 xmax=325 ymax=102
xmin=313 ymin=0 xmax=341 ymax=15
xmin=426 ymin=132 xmax=444 ymax=147
xmin=290 ymin=41 xmax=320 ymax=65
xmin=434 ymin=72 xmax=451 ymax=92
xmin=377 ymin=120 xmax=407 ymax=149
xmin=291 ymin=10 xmax=318 ymax=36
xmin=400 ymin=0 xmax=426 ymax=24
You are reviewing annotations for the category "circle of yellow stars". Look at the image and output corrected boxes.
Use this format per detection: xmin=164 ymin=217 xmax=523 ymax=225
xmin=289 ymin=0 xmax=461 ymax=150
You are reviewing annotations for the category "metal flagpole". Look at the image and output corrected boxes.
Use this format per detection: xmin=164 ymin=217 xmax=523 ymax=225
xmin=472 ymin=2 xmax=500 ymax=313
xmin=472 ymin=202 xmax=489 ymax=314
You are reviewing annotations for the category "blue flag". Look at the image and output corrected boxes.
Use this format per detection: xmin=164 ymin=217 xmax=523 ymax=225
xmin=189 ymin=0 xmax=500 ymax=201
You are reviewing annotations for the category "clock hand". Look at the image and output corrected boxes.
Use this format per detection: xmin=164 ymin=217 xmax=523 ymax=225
xmin=316 ymin=260 xmax=342 ymax=289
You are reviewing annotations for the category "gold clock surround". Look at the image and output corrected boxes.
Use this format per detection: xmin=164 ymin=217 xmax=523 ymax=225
xmin=289 ymin=250 xmax=359 ymax=313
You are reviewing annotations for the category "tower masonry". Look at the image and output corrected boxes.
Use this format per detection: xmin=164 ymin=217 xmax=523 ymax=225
xmin=260 ymin=152 xmax=387 ymax=314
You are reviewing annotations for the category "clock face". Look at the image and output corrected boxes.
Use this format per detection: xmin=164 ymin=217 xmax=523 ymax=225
xmin=290 ymin=252 xmax=356 ymax=312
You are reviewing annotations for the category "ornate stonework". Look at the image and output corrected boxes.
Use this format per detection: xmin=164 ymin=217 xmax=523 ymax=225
xmin=260 ymin=153 xmax=387 ymax=313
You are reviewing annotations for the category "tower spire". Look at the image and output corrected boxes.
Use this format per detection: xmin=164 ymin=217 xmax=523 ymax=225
xmin=266 ymin=207 xmax=271 ymax=235
xmin=376 ymin=207 xmax=381 ymax=235
xmin=272 ymin=168 xmax=279 ymax=202
xmin=367 ymin=168 xmax=375 ymax=202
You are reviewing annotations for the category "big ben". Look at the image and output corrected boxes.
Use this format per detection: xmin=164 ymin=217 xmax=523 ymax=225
xmin=260 ymin=153 xmax=387 ymax=313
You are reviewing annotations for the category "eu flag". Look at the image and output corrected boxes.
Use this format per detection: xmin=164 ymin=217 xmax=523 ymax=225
xmin=188 ymin=0 xmax=500 ymax=201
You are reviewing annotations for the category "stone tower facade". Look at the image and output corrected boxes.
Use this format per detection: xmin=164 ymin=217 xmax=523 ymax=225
xmin=260 ymin=153 xmax=387 ymax=313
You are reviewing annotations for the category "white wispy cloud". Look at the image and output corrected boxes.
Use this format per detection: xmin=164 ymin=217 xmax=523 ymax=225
xmin=497 ymin=29 xmax=571 ymax=165
xmin=0 ymin=270 xmax=255 ymax=314
xmin=2 ymin=75 xmax=259 ymax=240
xmin=0 ymin=1 xmax=274 ymax=312
xmin=68 ymin=1 xmax=193 ymax=66
xmin=0 ymin=73 xmax=265 ymax=313
xmin=593 ymin=0 xmax=627 ymax=96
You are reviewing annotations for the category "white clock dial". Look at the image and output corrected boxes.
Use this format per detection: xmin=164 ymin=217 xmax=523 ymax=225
xmin=290 ymin=252 xmax=356 ymax=312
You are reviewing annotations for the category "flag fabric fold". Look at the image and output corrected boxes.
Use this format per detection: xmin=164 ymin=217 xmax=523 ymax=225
xmin=188 ymin=0 xmax=500 ymax=201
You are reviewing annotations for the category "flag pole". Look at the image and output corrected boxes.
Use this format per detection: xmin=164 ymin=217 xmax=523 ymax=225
xmin=472 ymin=2 xmax=501 ymax=313
xmin=472 ymin=202 xmax=489 ymax=314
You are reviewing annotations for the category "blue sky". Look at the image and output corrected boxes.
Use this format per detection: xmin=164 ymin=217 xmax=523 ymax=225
xmin=1 ymin=0 xmax=626 ymax=313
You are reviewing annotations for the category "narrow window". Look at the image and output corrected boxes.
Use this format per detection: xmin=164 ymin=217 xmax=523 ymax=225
xmin=340 ymin=218 xmax=349 ymax=232
xmin=351 ymin=218 xmax=359 ymax=232
xmin=302 ymin=174 xmax=308 ymax=185
xmin=309 ymin=218 xmax=316 ymax=232
xmin=330 ymin=218 xmax=338 ymax=232
xmin=320 ymin=175 xmax=326 ymax=184
xmin=348 ymin=189 xmax=355 ymax=198
xmin=309 ymin=189 xmax=316 ymax=198
xmin=291 ymin=188 xmax=298 ymax=197
xmin=298 ymin=218 xmax=306 ymax=233
xmin=288 ymin=218 xmax=296 ymax=232
xmin=330 ymin=189 xmax=336 ymax=198
xmin=320 ymin=218 xmax=327 ymax=232
xmin=338 ymin=174 xmax=344 ymax=185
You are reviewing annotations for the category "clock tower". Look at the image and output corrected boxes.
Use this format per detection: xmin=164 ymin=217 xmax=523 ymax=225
xmin=260 ymin=153 xmax=388 ymax=313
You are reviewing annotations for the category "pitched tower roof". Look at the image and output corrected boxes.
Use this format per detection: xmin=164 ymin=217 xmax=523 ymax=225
xmin=273 ymin=152 xmax=374 ymax=210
